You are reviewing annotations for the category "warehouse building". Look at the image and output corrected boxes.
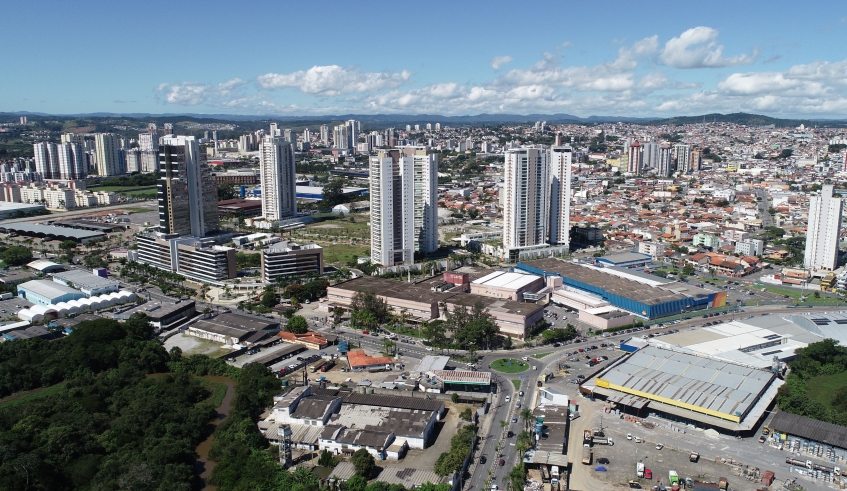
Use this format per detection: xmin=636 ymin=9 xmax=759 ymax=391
xmin=594 ymin=251 xmax=652 ymax=268
xmin=186 ymin=312 xmax=278 ymax=345
xmin=113 ymin=300 xmax=196 ymax=330
xmin=52 ymin=270 xmax=120 ymax=297
xmin=584 ymin=345 xmax=783 ymax=433
xmin=469 ymin=270 xmax=545 ymax=301
xmin=767 ymin=410 xmax=847 ymax=461
xmin=518 ymin=258 xmax=725 ymax=319
xmin=0 ymin=223 xmax=105 ymax=244
xmin=430 ymin=369 xmax=492 ymax=392
xmin=17 ymin=279 xmax=86 ymax=305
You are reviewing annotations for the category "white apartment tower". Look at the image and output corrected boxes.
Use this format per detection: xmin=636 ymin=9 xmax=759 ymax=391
xmin=33 ymin=142 xmax=59 ymax=179
xmin=139 ymin=132 xmax=159 ymax=173
xmin=320 ymin=125 xmax=329 ymax=146
xmin=642 ymin=141 xmax=660 ymax=168
xmin=333 ymin=125 xmax=349 ymax=149
xmin=503 ymin=147 xmax=550 ymax=257
xmin=95 ymin=133 xmax=122 ymax=176
xmin=259 ymin=135 xmax=297 ymax=222
xmin=549 ymin=146 xmax=572 ymax=247
xmin=804 ymin=184 xmax=843 ymax=271
xmin=658 ymin=144 xmax=673 ymax=177
xmin=675 ymin=144 xmax=691 ymax=173
xmin=369 ymin=147 xmax=437 ymax=266
xmin=56 ymin=142 xmax=87 ymax=179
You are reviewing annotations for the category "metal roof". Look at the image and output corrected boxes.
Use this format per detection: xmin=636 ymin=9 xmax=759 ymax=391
xmin=52 ymin=270 xmax=119 ymax=291
xmin=0 ymin=223 xmax=105 ymax=240
xmin=342 ymin=392 xmax=443 ymax=412
xmin=27 ymin=259 xmax=63 ymax=272
xmin=18 ymin=280 xmax=82 ymax=300
xmin=770 ymin=410 xmax=847 ymax=450
xmin=431 ymin=369 xmax=491 ymax=385
xmin=414 ymin=355 xmax=450 ymax=373
xmin=471 ymin=270 xmax=541 ymax=290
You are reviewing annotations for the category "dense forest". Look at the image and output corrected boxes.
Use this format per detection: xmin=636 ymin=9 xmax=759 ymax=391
xmin=0 ymin=315 xmax=450 ymax=491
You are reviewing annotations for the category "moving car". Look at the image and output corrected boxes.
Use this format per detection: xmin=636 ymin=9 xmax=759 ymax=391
xmin=655 ymin=443 xmax=663 ymax=450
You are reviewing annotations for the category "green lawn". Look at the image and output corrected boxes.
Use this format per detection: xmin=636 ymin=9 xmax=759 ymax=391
xmin=760 ymin=285 xmax=843 ymax=306
xmin=0 ymin=382 xmax=66 ymax=410
xmin=806 ymin=372 xmax=847 ymax=410
xmin=532 ymin=352 xmax=553 ymax=359
xmin=320 ymin=243 xmax=371 ymax=265
xmin=491 ymin=358 xmax=529 ymax=373
xmin=511 ymin=379 xmax=521 ymax=390
xmin=198 ymin=379 xmax=228 ymax=407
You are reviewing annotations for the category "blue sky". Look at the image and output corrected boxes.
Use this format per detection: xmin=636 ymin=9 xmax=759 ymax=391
xmin=3 ymin=0 xmax=847 ymax=117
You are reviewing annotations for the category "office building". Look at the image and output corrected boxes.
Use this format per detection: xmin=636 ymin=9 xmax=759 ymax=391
xmin=369 ymin=147 xmax=438 ymax=266
xmin=94 ymin=133 xmax=122 ymax=176
xmin=259 ymin=135 xmax=297 ymax=222
xmin=320 ymin=125 xmax=329 ymax=146
xmin=347 ymin=120 xmax=360 ymax=148
xmin=502 ymin=147 xmax=550 ymax=256
xmin=804 ymin=184 xmax=843 ymax=272
xmin=261 ymin=241 xmax=323 ymax=282
xmin=139 ymin=132 xmax=159 ymax=173
xmin=627 ymin=141 xmax=642 ymax=174
xmin=549 ymin=146 xmax=572 ymax=247
xmin=137 ymin=234 xmax=236 ymax=282
xmin=157 ymin=135 xmax=218 ymax=237
xmin=675 ymin=144 xmax=691 ymax=173
xmin=658 ymin=144 xmax=673 ymax=176
xmin=284 ymin=128 xmax=295 ymax=143
xmin=270 ymin=122 xmax=280 ymax=137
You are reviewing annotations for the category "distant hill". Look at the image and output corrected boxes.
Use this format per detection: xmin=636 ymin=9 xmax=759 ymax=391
xmin=1 ymin=111 xmax=845 ymax=129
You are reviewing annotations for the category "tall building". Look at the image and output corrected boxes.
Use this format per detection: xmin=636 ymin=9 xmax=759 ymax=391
xmin=270 ymin=122 xmax=279 ymax=137
xmin=369 ymin=147 xmax=438 ymax=266
xmin=346 ymin=120 xmax=360 ymax=148
xmin=643 ymin=141 xmax=661 ymax=168
xmin=690 ymin=148 xmax=702 ymax=171
xmin=56 ymin=142 xmax=87 ymax=179
xmin=675 ymin=144 xmax=691 ymax=173
xmin=283 ymin=129 xmax=295 ymax=143
xmin=94 ymin=133 xmax=122 ymax=176
xmin=125 ymin=148 xmax=141 ymax=173
xmin=549 ymin=146 xmax=572 ymax=247
xmin=627 ymin=141 xmax=642 ymax=174
xmin=804 ymin=184 xmax=843 ymax=272
xmin=320 ymin=125 xmax=329 ymax=146
xmin=259 ymin=135 xmax=297 ymax=222
xmin=658 ymin=144 xmax=673 ymax=176
xmin=157 ymin=135 xmax=218 ymax=237
xmin=333 ymin=125 xmax=349 ymax=149
xmin=303 ymin=128 xmax=311 ymax=143
xmin=33 ymin=142 xmax=58 ymax=179
xmin=139 ymin=131 xmax=159 ymax=173
xmin=503 ymin=147 xmax=550 ymax=256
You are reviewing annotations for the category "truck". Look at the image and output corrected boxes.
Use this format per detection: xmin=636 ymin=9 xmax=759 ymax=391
xmin=668 ymin=470 xmax=679 ymax=485
xmin=636 ymin=462 xmax=645 ymax=478
xmin=320 ymin=360 xmax=335 ymax=372
xmin=592 ymin=436 xmax=614 ymax=445
xmin=310 ymin=360 xmax=326 ymax=373
xmin=0 ymin=292 xmax=12 ymax=300
xmin=582 ymin=444 xmax=591 ymax=465
xmin=689 ymin=451 xmax=700 ymax=462
xmin=583 ymin=430 xmax=593 ymax=443
xmin=785 ymin=457 xmax=812 ymax=469
xmin=540 ymin=465 xmax=550 ymax=483
xmin=550 ymin=465 xmax=559 ymax=487
xmin=718 ymin=477 xmax=728 ymax=490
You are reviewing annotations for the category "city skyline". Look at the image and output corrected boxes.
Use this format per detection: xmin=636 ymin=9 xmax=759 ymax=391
xmin=4 ymin=0 xmax=847 ymax=118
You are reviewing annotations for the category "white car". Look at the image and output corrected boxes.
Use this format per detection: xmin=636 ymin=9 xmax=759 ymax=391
xmin=627 ymin=433 xmax=632 ymax=440
xmin=505 ymin=395 xmax=511 ymax=402
xmin=655 ymin=443 xmax=663 ymax=450
xmin=635 ymin=436 xmax=641 ymax=443
xmin=521 ymin=356 xmax=529 ymax=361
xmin=425 ymin=347 xmax=433 ymax=351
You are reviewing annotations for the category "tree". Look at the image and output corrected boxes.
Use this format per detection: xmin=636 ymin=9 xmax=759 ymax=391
xmin=261 ymin=290 xmax=277 ymax=308
xmin=2 ymin=246 xmax=32 ymax=266
xmin=346 ymin=475 xmax=368 ymax=491
xmin=287 ymin=315 xmax=309 ymax=334
xmin=422 ymin=320 xmax=447 ymax=348
xmin=682 ymin=264 xmax=695 ymax=276
xmin=451 ymin=392 xmax=459 ymax=403
xmin=351 ymin=448 xmax=376 ymax=478
xmin=459 ymin=408 xmax=474 ymax=421
xmin=123 ymin=313 xmax=153 ymax=340
xmin=217 ymin=183 xmax=237 ymax=201
xmin=351 ymin=310 xmax=378 ymax=331
xmin=351 ymin=290 xmax=391 ymax=324
xmin=318 ymin=449 xmax=337 ymax=467
xmin=320 ymin=178 xmax=347 ymax=210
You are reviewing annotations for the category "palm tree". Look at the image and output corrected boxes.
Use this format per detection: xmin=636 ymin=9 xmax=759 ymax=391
xmin=520 ymin=408 xmax=534 ymax=432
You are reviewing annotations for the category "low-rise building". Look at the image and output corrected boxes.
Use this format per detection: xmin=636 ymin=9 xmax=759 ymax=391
xmin=52 ymin=269 xmax=120 ymax=297
xmin=186 ymin=312 xmax=278 ymax=345
xmin=17 ymin=280 xmax=86 ymax=305
xmin=469 ymin=270 xmax=544 ymax=301
xmin=113 ymin=300 xmax=196 ymax=330
xmin=261 ymin=241 xmax=323 ymax=282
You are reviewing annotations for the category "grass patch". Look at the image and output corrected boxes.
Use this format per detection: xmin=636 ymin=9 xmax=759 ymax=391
xmin=532 ymin=352 xmax=553 ymax=359
xmin=0 ymin=382 xmax=66 ymax=410
xmin=384 ymin=324 xmax=424 ymax=338
xmin=491 ymin=358 xmax=529 ymax=373
xmin=511 ymin=379 xmax=521 ymax=391
xmin=806 ymin=372 xmax=847 ymax=410
xmin=198 ymin=379 xmax=228 ymax=407
xmin=759 ymin=285 xmax=843 ymax=305
xmin=320 ymin=243 xmax=371 ymax=265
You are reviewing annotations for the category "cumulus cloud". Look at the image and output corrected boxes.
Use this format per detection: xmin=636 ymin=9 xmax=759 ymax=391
xmin=660 ymin=27 xmax=757 ymax=68
xmin=256 ymin=65 xmax=411 ymax=95
xmin=156 ymin=78 xmax=247 ymax=106
xmin=490 ymin=56 xmax=513 ymax=70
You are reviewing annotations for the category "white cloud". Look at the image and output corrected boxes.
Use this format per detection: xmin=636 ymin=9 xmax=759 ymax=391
xmin=490 ymin=56 xmax=513 ymax=70
xmin=256 ymin=65 xmax=411 ymax=95
xmin=660 ymin=27 xmax=757 ymax=68
xmin=156 ymin=78 xmax=247 ymax=106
